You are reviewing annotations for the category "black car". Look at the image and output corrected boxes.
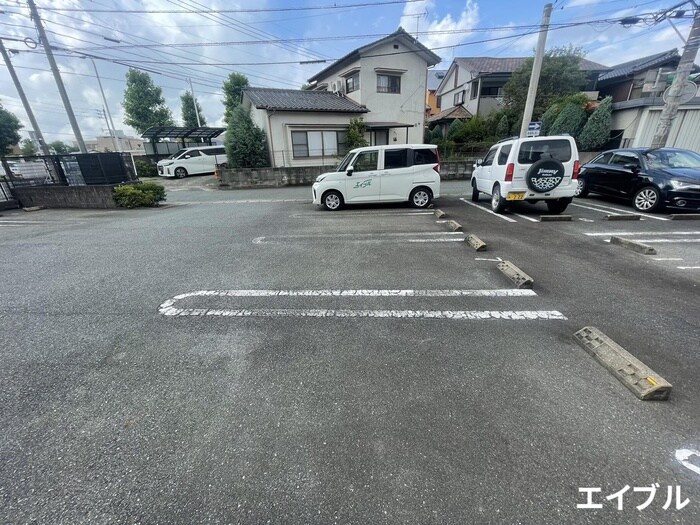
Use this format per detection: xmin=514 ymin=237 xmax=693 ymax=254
xmin=575 ymin=147 xmax=700 ymax=212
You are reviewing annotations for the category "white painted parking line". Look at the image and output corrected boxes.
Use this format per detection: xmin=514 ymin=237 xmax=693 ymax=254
xmin=635 ymin=239 xmax=700 ymax=243
xmin=512 ymin=212 xmax=539 ymax=223
xmin=677 ymin=266 xmax=700 ymax=270
xmin=653 ymin=258 xmax=684 ymax=261
xmin=585 ymin=231 xmax=700 ymax=236
xmin=252 ymin=232 xmax=464 ymax=244
xmin=165 ymin=289 xmax=538 ymax=299
xmin=676 ymin=449 xmax=700 ymax=477
xmin=291 ymin=211 xmax=433 ymax=218
xmin=570 ymin=202 xmax=621 ymax=216
xmin=573 ymin=201 xmax=669 ymax=221
xmin=459 ymin=198 xmax=517 ymax=223
xmin=160 ymin=308 xmax=567 ymax=320
xmin=178 ymin=199 xmax=310 ymax=204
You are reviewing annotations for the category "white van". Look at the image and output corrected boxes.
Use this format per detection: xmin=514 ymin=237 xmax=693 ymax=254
xmin=157 ymin=146 xmax=227 ymax=178
xmin=312 ymin=144 xmax=441 ymax=211
xmin=471 ymin=135 xmax=580 ymax=214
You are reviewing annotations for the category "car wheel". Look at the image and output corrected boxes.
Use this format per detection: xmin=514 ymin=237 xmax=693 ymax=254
xmin=471 ymin=178 xmax=480 ymax=202
xmin=546 ymin=198 xmax=571 ymax=214
xmin=174 ymin=167 xmax=188 ymax=179
xmin=633 ymin=186 xmax=661 ymax=212
xmin=490 ymin=183 xmax=507 ymax=213
xmin=322 ymin=190 xmax=343 ymax=211
xmin=574 ymin=178 xmax=589 ymax=198
xmin=410 ymin=187 xmax=432 ymax=208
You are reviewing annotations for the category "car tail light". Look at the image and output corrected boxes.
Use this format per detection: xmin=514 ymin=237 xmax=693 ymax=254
xmin=572 ymin=160 xmax=580 ymax=179
xmin=505 ymin=163 xmax=514 ymax=182
xmin=434 ymin=149 xmax=440 ymax=174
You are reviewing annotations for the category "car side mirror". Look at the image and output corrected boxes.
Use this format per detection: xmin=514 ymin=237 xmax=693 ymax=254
xmin=623 ymin=163 xmax=640 ymax=173
xmin=476 ymin=159 xmax=483 ymax=166
xmin=346 ymin=165 xmax=354 ymax=176
xmin=184 ymin=155 xmax=191 ymax=159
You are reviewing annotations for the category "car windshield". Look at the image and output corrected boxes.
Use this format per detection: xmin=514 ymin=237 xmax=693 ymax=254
xmin=168 ymin=149 xmax=187 ymax=160
xmin=336 ymin=152 xmax=354 ymax=172
xmin=644 ymin=150 xmax=700 ymax=169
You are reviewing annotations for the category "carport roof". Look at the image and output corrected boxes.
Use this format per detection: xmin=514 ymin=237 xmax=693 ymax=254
xmin=141 ymin=126 xmax=226 ymax=141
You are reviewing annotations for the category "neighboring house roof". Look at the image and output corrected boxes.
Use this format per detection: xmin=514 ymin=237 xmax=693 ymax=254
xmin=244 ymin=88 xmax=368 ymax=113
xmin=436 ymin=56 xmax=610 ymax=93
xmin=308 ymin=27 xmax=441 ymax=83
xmin=597 ymin=49 xmax=680 ymax=82
xmin=427 ymin=69 xmax=448 ymax=91
xmin=426 ymin=105 xmax=473 ymax=123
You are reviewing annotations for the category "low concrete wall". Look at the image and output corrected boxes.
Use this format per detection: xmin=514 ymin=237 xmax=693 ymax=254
xmin=13 ymin=185 xmax=118 ymax=209
xmin=218 ymin=161 xmax=474 ymax=189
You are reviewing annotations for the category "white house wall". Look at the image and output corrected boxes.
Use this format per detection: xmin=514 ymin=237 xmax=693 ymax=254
xmin=626 ymin=106 xmax=700 ymax=152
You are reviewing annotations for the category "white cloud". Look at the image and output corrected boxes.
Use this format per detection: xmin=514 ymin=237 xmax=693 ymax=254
xmin=566 ymin=0 xmax=602 ymax=7
xmin=401 ymin=0 xmax=479 ymax=54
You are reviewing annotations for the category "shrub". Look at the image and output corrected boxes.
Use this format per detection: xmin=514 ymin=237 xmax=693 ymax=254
xmin=134 ymin=159 xmax=157 ymax=178
xmin=549 ymin=101 xmax=588 ymax=139
xmin=496 ymin=115 xmax=510 ymax=138
xmin=113 ymin=183 xmax=166 ymax=208
xmin=578 ymin=96 xmax=613 ymax=151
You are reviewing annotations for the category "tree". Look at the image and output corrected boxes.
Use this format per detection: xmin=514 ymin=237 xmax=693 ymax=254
xmin=578 ymin=96 xmax=612 ymax=151
xmin=346 ymin=117 xmax=368 ymax=150
xmin=122 ymin=69 xmax=174 ymax=134
xmin=20 ymin=138 xmax=37 ymax=156
xmin=541 ymin=93 xmax=588 ymax=135
xmin=503 ymin=46 xmax=588 ymax=121
xmin=496 ymin=114 xmax=510 ymax=138
xmin=0 ymin=102 xmax=22 ymax=156
xmin=49 ymin=140 xmax=71 ymax=154
xmin=180 ymin=90 xmax=206 ymax=128
xmin=549 ymin=101 xmax=588 ymax=139
xmin=224 ymin=105 xmax=269 ymax=168
xmin=446 ymin=119 xmax=464 ymax=140
xmin=222 ymin=72 xmax=249 ymax=124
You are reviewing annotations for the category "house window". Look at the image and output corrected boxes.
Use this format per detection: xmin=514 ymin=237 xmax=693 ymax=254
xmin=470 ymin=82 xmax=479 ymax=100
xmin=346 ymin=72 xmax=359 ymax=93
xmin=481 ymin=86 xmax=503 ymax=97
xmin=291 ymin=130 xmax=348 ymax=158
xmin=377 ymin=74 xmax=401 ymax=94
xmin=436 ymin=95 xmax=442 ymax=109
xmin=454 ymin=90 xmax=465 ymax=105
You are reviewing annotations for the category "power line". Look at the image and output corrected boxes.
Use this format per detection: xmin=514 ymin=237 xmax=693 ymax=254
xmin=33 ymin=0 xmax=424 ymax=14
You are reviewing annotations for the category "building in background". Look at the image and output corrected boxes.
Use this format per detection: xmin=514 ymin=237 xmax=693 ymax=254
xmin=426 ymin=69 xmax=447 ymax=117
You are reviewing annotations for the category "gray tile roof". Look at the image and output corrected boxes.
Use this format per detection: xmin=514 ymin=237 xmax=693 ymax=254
xmin=244 ymin=88 xmax=368 ymax=113
xmin=427 ymin=70 xmax=448 ymax=91
xmin=454 ymin=56 xmax=608 ymax=74
xmin=598 ymin=50 xmax=679 ymax=82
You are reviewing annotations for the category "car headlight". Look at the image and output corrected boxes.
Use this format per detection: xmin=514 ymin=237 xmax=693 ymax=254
xmin=669 ymin=180 xmax=695 ymax=189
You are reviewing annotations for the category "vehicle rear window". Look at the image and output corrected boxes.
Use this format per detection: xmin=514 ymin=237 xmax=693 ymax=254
xmin=497 ymin=144 xmax=512 ymax=165
xmin=413 ymin=148 xmax=438 ymax=165
xmin=384 ymin=149 xmax=410 ymax=169
xmin=517 ymin=139 xmax=572 ymax=164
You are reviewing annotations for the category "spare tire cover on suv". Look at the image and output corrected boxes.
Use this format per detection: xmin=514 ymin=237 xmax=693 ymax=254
xmin=526 ymin=158 xmax=566 ymax=193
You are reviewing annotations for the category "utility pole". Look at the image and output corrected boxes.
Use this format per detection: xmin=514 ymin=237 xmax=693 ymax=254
xmin=88 ymin=57 xmax=120 ymax=152
xmin=650 ymin=5 xmax=700 ymax=148
xmin=0 ymin=38 xmax=51 ymax=155
xmin=188 ymin=78 xmax=202 ymax=127
xmin=27 ymin=0 xmax=88 ymax=153
xmin=99 ymin=108 xmax=119 ymax=152
xmin=519 ymin=3 xmax=553 ymax=138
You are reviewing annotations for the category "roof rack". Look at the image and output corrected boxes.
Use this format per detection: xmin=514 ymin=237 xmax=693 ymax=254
xmin=496 ymin=135 xmax=519 ymax=144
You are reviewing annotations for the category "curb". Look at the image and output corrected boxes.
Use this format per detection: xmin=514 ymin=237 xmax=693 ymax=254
xmin=540 ymin=215 xmax=572 ymax=222
xmin=574 ymin=327 xmax=672 ymax=401
xmin=610 ymin=236 xmax=657 ymax=255
xmin=606 ymin=214 xmax=641 ymax=221
xmin=447 ymin=220 xmax=463 ymax=232
xmin=497 ymin=260 xmax=533 ymax=289
xmin=465 ymin=234 xmax=487 ymax=251
xmin=670 ymin=214 xmax=700 ymax=220
xmin=434 ymin=209 xmax=447 ymax=219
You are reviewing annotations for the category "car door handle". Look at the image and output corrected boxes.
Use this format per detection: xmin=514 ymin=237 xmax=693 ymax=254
xmin=380 ymin=171 xmax=390 ymax=175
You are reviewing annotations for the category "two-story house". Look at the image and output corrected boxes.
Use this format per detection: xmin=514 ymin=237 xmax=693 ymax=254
xmin=242 ymin=28 xmax=440 ymax=168
xmin=429 ymin=56 xmax=608 ymax=129
xmin=596 ymin=49 xmax=700 ymax=151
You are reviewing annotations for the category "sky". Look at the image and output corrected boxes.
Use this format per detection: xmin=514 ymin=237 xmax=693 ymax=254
xmin=0 ymin=0 xmax=695 ymax=145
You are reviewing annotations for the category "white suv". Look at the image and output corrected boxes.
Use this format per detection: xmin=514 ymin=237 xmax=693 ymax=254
xmin=312 ymin=144 xmax=440 ymax=211
xmin=471 ymin=135 xmax=580 ymax=214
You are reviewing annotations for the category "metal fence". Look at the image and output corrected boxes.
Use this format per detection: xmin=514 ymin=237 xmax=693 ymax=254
xmin=1 ymin=153 xmax=137 ymax=191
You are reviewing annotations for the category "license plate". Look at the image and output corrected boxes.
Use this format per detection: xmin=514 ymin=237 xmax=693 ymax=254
xmin=506 ymin=192 xmax=526 ymax=201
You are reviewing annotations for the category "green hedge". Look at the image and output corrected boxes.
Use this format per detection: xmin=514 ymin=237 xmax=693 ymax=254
xmin=134 ymin=159 xmax=157 ymax=178
xmin=113 ymin=183 xmax=166 ymax=208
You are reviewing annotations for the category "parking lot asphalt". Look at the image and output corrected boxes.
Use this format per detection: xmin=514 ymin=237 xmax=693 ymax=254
xmin=1 ymin=179 xmax=699 ymax=524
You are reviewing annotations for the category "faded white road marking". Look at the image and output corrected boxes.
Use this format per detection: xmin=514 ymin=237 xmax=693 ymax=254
xmin=160 ymin=308 xmax=566 ymax=320
xmin=578 ymin=218 xmax=595 ymax=222
xmin=677 ymin=266 xmax=700 ymax=270
xmin=459 ymin=198 xmax=517 ymax=223
xmin=653 ymin=258 xmax=684 ymax=261
xmin=252 ymin=231 xmax=464 ymax=244
xmin=177 ymin=198 xmax=310 ymax=204
xmin=635 ymin=239 xmax=700 ymax=243
xmin=291 ymin=211 xmax=433 ymax=218
xmin=573 ymin=201 xmax=669 ymax=221
xmin=512 ymin=212 xmax=539 ymax=223
xmin=405 ymin=238 xmax=464 ymax=243
xmin=571 ymin=202 xmax=621 ymax=215
xmin=585 ymin=231 xmax=700 ymax=237
xmin=163 ymin=289 xmax=537 ymax=300
xmin=475 ymin=257 xmax=504 ymax=262
xmin=676 ymin=449 xmax=700 ymax=476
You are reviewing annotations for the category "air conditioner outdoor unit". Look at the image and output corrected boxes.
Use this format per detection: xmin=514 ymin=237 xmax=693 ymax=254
xmin=331 ymin=82 xmax=338 ymax=92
